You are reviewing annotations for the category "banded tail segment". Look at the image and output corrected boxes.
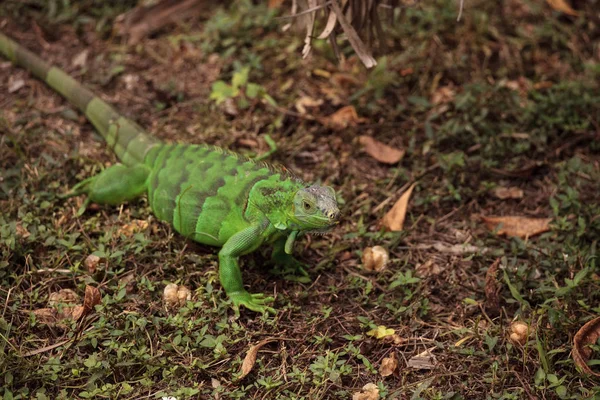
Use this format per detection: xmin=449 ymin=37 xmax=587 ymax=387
xmin=0 ymin=32 xmax=158 ymax=166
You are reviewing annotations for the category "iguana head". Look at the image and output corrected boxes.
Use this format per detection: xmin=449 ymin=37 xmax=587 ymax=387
xmin=289 ymin=185 xmax=340 ymax=231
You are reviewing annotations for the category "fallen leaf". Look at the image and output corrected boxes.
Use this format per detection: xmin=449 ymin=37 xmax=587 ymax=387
xmin=573 ymin=316 xmax=600 ymax=376
xmin=415 ymin=259 xmax=443 ymax=278
xmin=381 ymin=183 xmax=416 ymax=231
xmin=84 ymin=254 xmax=101 ymax=274
xmin=352 ymin=383 xmax=379 ymax=400
xmin=118 ymin=219 xmax=149 ymax=236
xmin=482 ymin=216 xmax=552 ymax=238
xmin=415 ymin=242 xmax=485 ymax=255
xmin=72 ymin=49 xmax=89 ymax=68
xmin=8 ymin=76 xmax=25 ymax=93
xmin=431 ymin=86 xmax=455 ymax=105
xmin=48 ymin=289 xmax=80 ymax=307
xmin=484 ymin=258 xmax=501 ymax=316
xmin=362 ymin=246 xmax=389 ymax=272
xmin=379 ymin=353 xmax=398 ymax=377
xmin=358 ymin=136 xmax=405 ymax=164
xmin=83 ymin=285 xmax=101 ymax=314
xmin=407 ymin=348 xmax=437 ymax=370
xmin=295 ymin=96 xmax=323 ymax=114
xmin=491 ymin=186 xmax=524 ymax=200
xmin=32 ymin=308 xmax=59 ymax=324
xmin=367 ymin=325 xmax=396 ymax=339
xmin=546 ymin=0 xmax=578 ymax=16
xmin=240 ymin=339 xmax=276 ymax=379
xmin=320 ymin=106 xmax=367 ymax=130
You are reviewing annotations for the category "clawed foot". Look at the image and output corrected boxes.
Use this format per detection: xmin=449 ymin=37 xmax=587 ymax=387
xmin=229 ymin=290 xmax=276 ymax=315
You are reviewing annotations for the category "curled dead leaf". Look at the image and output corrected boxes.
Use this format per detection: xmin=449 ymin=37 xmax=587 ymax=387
xmin=491 ymin=186 xmax=524 ymax=200
xmin=84 ymin=254 xmax=101 ymax=274
xmin=379 ymin=352 xmax=398 ymax=377
xmin=295 ymin=96 xmax=323 ymax=114
xmin=546 ymin=0 xmax=578 ymax=16
xmin=48 ymin=289 xmax=80 ymax=307
xmin=358 ymin=136 xmax=405 ymax=165
xmin=407 ymin=348 xmax=437 ymax=370
xmin=117 ymin=219 xmax=149 ymax=237
xmin=381 ymin=183 xmax=416 ymax=231
xmin=240 ymin=339 xmax=276 ymax=379
xmin=352 ymin=383 xmax=379 ymax=400
xmin=482 ymin=216 xmax=552 ymax=238
xmin=484 ymin=258 xmax=501 ymax=316
xmin=320 ymin=106 xmax=367 ymax=130
xmin=362 ymin=246 xmax=389 ymax=272
xmin=83 ymin=285 xmax=101 ymax=314
xmin=32 ymin=308 xmax=59 ymax=324
xmin=573 ymin=316 xmax=600 ymax=376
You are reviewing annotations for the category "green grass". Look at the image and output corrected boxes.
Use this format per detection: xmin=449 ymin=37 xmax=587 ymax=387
xmin=1 ymin=0 xmax=600 ymax=398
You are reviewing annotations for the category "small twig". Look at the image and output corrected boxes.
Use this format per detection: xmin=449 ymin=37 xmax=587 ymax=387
xmin=457 ymin=0 xmax=465 ymax=21
xmin=277 ymin=1 xmax=332 ymax=19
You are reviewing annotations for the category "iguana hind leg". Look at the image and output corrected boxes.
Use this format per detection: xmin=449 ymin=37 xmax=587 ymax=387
xmin=61 ymin=163 xmax=150 ymax=209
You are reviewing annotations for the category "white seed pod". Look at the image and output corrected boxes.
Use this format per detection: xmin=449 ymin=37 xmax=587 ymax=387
xmin=509 ymin=321 xmax=530 ymax=345
xmin=176 ymin=285 xmax=192 ymax=306
xmin=362 ymin=246 xmax=389 ymax=272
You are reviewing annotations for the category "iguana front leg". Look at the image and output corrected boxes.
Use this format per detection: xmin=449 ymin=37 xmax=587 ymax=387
xmin=270 ymin=233 xmax=310 ymax=283
xmin=219 ymin=223 xmax=276 ymax=314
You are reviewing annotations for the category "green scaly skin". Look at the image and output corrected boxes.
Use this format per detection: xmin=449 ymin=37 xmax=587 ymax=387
xmin=0 ymin=32 xmax=340 ymax=314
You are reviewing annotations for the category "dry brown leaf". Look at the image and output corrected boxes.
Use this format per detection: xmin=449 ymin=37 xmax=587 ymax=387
xmin=379 ymin=353 xmax=398 ymax=377
xmin=415 ymin=259 xmax=443 ymax=278
xmin=407 ymin=348 xmax=437 ymax=370
xmin=352 ymin=383 xmax=380 ymax=400
xmin=84 ymin=254 xmax=101 ymax=274
xmin=329 ymin=0 xmax=377 ymax=68
xmin=482 ymin=216 xmax=552 ymax=238
xmin=240 ymin=339 xmax=276 ymax=379
xmin=295 ymin=96 xmax=323 ymax=114
xmin=484 ymin=258 xmax=501 ymax=316
xmin=8 ymin=76 xmax=25 ymax=93
xmin=71 ymin=305 xmax=85 ymax=321
xmin=83 ymin=285 xmax=101 ymax=314
xmin=546 ymin=0 xmax=578 ymax=16
xmin=48 ymin=289 xmax=80 ymax=307
xmin=362 ymin=246 xmax=389 ymax=272
xmin=381 ymin=183 xmax=416 ymax=231
xmin=491 ymin=186 xmax=524 ymax=200
xmin=32 ymin=308 xmax=59 ymax=324
xmin=573 ymin=316 xmax=600 ymax=376
xmin=320 ymin=106 xmax=367 ymax=130
xmin=431 ymin=86 xmax=455 ymax=105
xmin=118 ymin=220 xmax=148 ymax=237
xmin=358 ymin=136 xmax=405 ymax=164
xmin=72 ymin=49 xmax=89 ymax=68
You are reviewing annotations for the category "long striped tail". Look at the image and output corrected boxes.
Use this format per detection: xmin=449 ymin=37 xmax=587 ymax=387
xmin=0 ymin=32 xmax=159 ymax=166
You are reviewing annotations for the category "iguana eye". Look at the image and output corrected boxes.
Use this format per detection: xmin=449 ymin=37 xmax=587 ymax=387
xmin=302 ymin=201 xmax=312 ymax=211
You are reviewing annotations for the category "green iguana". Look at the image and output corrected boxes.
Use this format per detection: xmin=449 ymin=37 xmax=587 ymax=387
xmin=0 ymin=32 xmax=340 ymax=314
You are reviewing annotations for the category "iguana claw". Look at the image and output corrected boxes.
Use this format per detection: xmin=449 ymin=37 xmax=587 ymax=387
xmin=229 ymin=291 xmax=276 ymax=314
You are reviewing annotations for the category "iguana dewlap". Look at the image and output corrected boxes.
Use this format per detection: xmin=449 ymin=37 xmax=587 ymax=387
xmin=0 ymin=32 xmax=340 ymax=313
